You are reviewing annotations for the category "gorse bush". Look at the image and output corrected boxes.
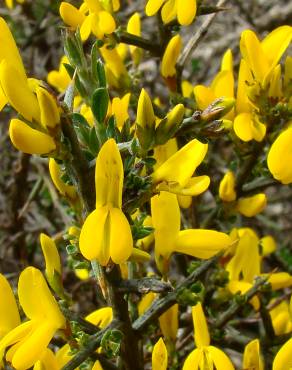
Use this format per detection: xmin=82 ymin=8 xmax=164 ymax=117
xmin=0 ymin=0 xmax=292 ymax=369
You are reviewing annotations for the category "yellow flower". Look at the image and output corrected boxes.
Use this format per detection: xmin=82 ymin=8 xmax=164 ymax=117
xmin=240 ymin=26 xmax=292 ymax=87
xmin=146 ymin=0 xmax=197 ymax=26
xmin=40 ymin=233 xmax=64 ymax=297
xmin=5 ymin=0 xmax=24 ymax=8
xmin=273 ymin=337 xmax=292 ymax=370
xmin=218 ymin=171 xmax=267 ymax=217
xmin=60 ymin=0 xmax=116 ymax=41
xmin=183 ymin=303 xmax=234 ymax=370
xmin=158 ymin=304 xmax=178 ymax=341
xmin=0 ymin=274 xmax=20 ymax=339
xmin=49 ymin=158 xmax=77 ymax=201
xmin=79 ymin=139 xmax=133 ymax=265
xmin=226 ymin=228 xmax=260 ymax=283
xmin=154 ymin=139 xmax=191 ymax=208
xmin=36 ymin=87 xmax=60 ymax=129
xmin=152 ymin=338 xmax=168 ymax=370
xmin=236 ymin=193 xmax=267 ymax=217
xmin=152 ymin=138 xmax=210 ymax=196
xmin=151 ymin=191 xmax=232 ymax=274
xmin=270 ymin=300 xmax=292 ymax=336
xmin=194 ymin=49 xmax=235 ymax=120
xmin=161 ymin=35 xmax=182 ymax=78
xmin=47 ymin=56 xmax=71 ymax=93
xmin=137 ymin=89 xmax=155 ymax=128
xmin=86 ymin=307 xmax=113 ymax=328
xmin=0 ymin=18 xmax=60 ymax=155
xmin=0 ymin=267 xmax=66 ymax=370
xmin=111 ymin=93 xmax=131 ymax=130
xmin=267 ymin=128 xmax=292 ymax=184
xmin=100 ymin=45 xmax=128 ymax=87
xmin=0 ymin=17 xmax=27 ymax=110
xmin=242 ymin=339 xmax=263 ymax=370
xmin=9 ymin=119 xmax=56 ymax=155
xmin=234 ymin=26 xmax=292 ymax=142
xmin=127 ymin=12 xmax=142 ymax=65
xmin=0 ymin=60 xmax=40 ymax=122
xmin=219 ymin=171 xmax=236 ymax=202
xmin=33 ymin=348 xmax=59 ymax=370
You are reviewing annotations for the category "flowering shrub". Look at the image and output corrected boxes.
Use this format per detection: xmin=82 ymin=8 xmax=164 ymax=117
xmin=0 ymin=1 xmax=292 ymax=369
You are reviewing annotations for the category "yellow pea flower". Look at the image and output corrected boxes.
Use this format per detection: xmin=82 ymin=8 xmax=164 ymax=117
xmin=9 ymin=119 xmax=56 ymax=155
xmin=273 ymin=337 xmax=292 ymax=370
xmin=158 ymin=304 xmax=178 ymax=341
xmin=33 ymin=348 xmax=58 ymax=370
xmin=85 ymin=307 xmax=113 ymax=328
xmin=47 ymin=56 xmax=71 ymax=93
xmin=243 ymin=339 xmax=263 ymax=370
xmin=226 ymin=228 xmax=260 ymax=283
xmin=4 ymin=0 xmax=24 ymax=8
xmin=270 ymin=300 xmax=292 ymax=336
xmin=0 ymin=267 xmax=66 ymax=370
xmin=36 ymin=87 xmax=60 ymax=129
xmin=138 ymin=291 xmax=156 ymax=316
xmin=183 ymin=303 xmax=234 ymax=370
xmin=60 ymin=0 xmax=116 ymax=41
xmin=137 ymin=88 xmax=155 ymax=128
xmin=236 ymin=193 xmax=267 ymax=217
xmin=194 ymin=49 xmax=235 ymax=120
xmin=127 ymin=12 xmax=142 ymax=65
xmin=0 ymin=60 xmax=40 ymax=122
xmin=152 ymin=338 xmax=168 ymax=370
xmin=228 ymin=280 xmax=260 ymax=310
xmin=0 ymin=274 xmax=20 ymax=338
xmin=240 ymin=26 xmax=292 ymax=87
xmin=151 ymin=191 xmax=232 ymax=274
xmin=79 ymin=139 xmax=133 ymax=265
xmin=219 ymin=171 xmax=236 ymax=202
xmin=265 ymin=272 xmax=292 ymax=291
xmin=111 ymin=93 xmax=131 ymax=129
xmin=267 ymin=128 xmax=292 ymax=184
xmin=260 ymin=235 xmax=277 ymax=256
xmin=40 ymin=233 xmax=64 ymax=297
xmin=100 ymin=46 xmax=128 ymax=87
xmin=49 ymin=158 xmax=77 ymax=201
xmin=233 ymin=111 xmax=266 ymax=142
xmin=161 ymin=35 xmax=182 ymax=78
xmin=152 ymin=138 xmax=210 ymax=196
xmin=154 ymin=139 xmax=191 ymax=208
xmin=218 ymin=171 xmax=266 ymax=217
xmin=146 ymin=0 xmax=197 ymax=26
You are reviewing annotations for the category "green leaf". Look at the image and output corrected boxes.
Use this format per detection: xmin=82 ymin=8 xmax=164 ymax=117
xmin=96 ymin=59 xmax=107 ymax=88
xmin=92 ymin=87 xmax=109 ymax=123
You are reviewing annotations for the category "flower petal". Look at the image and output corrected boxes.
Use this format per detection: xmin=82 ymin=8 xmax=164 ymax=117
xmin=208 ymin=346 xmax=235 ymax=370
xmin=237 ymin=193 xmax=267 ymax=217
xmin=9 ymin=119 xmax=56 ymax=155
xmin=0 ymin=274 xmax=20 ymax=337
xmin=175 ymin=229 xmax=232 ymax=259
xmin=267 ymin=128 xmax=292 ymax=184
xmin=152 ymin=337 xmax=168 ymax=370
xmin=273 ymin=337 xmax=292 ymax=370
xmin=79 ymin=206 xmax=109 ymax=264
xmin=177 ymin=0 xmax=196 ymax=26
xmin=0 ymin=60 xmax=40 ymax=122
xmin=95 ymin=139 xmax=124 ymax=209
xmin=18 ymin=267 xmax=65 ymax=327
xmin=12 ymin=322 xmax=56 ymax=370
xmin=109 ymin=207 xmax=133 ymax=264
xmin=192 ymin=303 xmax=210 ymax=347
xmin=152 ymin=138 xmax=208 ymax=189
